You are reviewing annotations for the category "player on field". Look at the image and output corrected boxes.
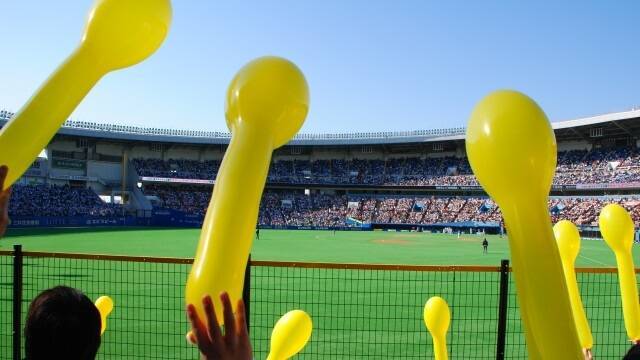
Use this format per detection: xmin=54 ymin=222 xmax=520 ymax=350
xmin=482 ymin=237 xmax=488 ymax=254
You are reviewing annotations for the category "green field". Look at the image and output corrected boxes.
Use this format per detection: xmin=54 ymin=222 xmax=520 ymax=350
xmin=1 ymin=228 xmax=638 ymax=359
xmin=3 ymin=227 xmax=636 ymax=266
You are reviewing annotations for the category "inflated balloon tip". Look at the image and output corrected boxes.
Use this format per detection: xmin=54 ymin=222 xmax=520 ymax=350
xmin=225 ymin=56 xmax=309 ymax=148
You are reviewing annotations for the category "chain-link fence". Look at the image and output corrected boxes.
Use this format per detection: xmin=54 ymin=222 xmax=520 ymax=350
xmin=0 ymin=246 xmax=637 ymax=359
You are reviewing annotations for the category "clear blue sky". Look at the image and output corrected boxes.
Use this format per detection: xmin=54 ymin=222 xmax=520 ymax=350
xmin=1 ymin=1 xmax=639 ymax=133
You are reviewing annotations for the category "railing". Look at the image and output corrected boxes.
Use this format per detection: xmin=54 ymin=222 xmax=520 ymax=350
xmin=5 ymin=106 xmax=640 ymax=142
xmin=6 ymin=106 xmax=640 ymax=142
xmin=0 ymin=246 xmax=637 ymax=359
xmin=0 ymin=110 xmax=466 ymax=141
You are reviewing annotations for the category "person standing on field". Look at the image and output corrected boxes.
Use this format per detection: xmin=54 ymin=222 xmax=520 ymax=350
xmin=482 ymin=237 xmax=488 ymax=254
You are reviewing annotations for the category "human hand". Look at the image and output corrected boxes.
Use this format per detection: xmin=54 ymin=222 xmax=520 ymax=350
xmin=186 ymin=292 xmax=252 ymax=360
xmin=582 ymin=348 xmax=592 ymax=360
xmin=0 ymin=166 xmax=12 ymax=237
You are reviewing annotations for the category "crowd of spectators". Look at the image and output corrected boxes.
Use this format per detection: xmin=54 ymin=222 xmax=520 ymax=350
xmin=132 ymin=158 xmax=220 ymax=179
xmin=8 ymin=184 xmax=121 ymax=217
xmin=554 ymin=147 xmax=640 ymax=185
xmin=142 ymin=184 xmax=211 ymax=216
xmin=12 ymin=146 xmax=640 ymax=222
xmin=140 ymin=184 xmax=640 ymax=227
xmin=7 ymin=181 xmax=640 ymax=227
xmin=131 ymin=145 xmax=640 ymax=187
xmin=259 ymin=192 xmax=348 ymax=227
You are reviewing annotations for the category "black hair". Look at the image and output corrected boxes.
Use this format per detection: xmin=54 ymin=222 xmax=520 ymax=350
xmin=624 ymin=343 xmax=640 ymax=360
xmin=25 ymin=286 xmax=101 ymax=360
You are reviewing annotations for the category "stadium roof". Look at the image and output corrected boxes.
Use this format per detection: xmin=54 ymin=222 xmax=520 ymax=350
xmin=551 ymin=108 xmax=640 ymax=142
xmin=2 ymin=108 xmax=640 ymax=146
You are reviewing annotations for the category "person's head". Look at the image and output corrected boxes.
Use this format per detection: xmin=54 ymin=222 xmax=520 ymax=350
xmin=625 ymin=343 xmax=640 ymax=360
xmin=25 ymin=286 xmax=101 ymax=360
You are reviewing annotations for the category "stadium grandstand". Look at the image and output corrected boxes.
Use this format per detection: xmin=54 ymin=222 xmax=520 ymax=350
xmin=3 ymin=108 xmax=640 ymax=235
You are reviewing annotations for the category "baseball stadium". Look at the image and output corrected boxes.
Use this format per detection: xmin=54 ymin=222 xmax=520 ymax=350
xmin=1 ymin=107 xmax=640 ymax=359
xmin=2 ymin=1 xmax=640 ymax=360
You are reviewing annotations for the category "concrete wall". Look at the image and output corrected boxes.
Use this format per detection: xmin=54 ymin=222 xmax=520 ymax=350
xmin=164 ymin=146 xmax=201 ymax=160
xmin=95 ymin=142 xmax=125 ymax=156
xmin=87 ymin=161 xmax=121 ymax=183
xmin=129 ymin=145 xmax=163 ymax=160
xmin=557 ymin=140 xmax=590 ymax=152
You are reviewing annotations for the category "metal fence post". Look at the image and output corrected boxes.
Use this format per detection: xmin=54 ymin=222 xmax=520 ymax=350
xmin=496 ymin=259 xmax=509 ymax=360
xmin=13 ymin=245 xmax=23 ymax=360
xmin=242 ymin=255 xmax=251 ymax=332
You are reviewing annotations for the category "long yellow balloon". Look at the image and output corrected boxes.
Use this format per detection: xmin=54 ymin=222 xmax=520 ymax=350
xmin=423 ymin=296 xmax=450 ymax=360
xmin=599 ymin=204 xmax=640 ymax=341
xmin=94 ymin=295 xmax=114 ymax=335
xmin=0 ymin=0 xmax=172 ymax=188
xmin=466 ymin=90 xmax=581 ymax=359
xmin=185 ymin=57 xmax=309 ymax=321
xmin=267 ymin=310 xmax=313 ymax=360
xmin=553 ymin=220 xmax=593 ymax=349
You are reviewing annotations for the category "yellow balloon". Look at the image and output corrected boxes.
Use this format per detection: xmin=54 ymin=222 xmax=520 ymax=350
xmin=423 ymin=296 xmax=450 ymax=360
xmin=94 ymin=295 xmax=114 ymax=335
xmin=466 ymin=90 xmax=581 ymax=359
xmin=185 ymin=57 xmax=309 ymax=322
xmin=553 ymin=220 xmax=593 ymax=349
xmin=0 ymin=0 xmax=172 ymax=188
xmin=267 ymin=310 xmax=313 ymax=360
xmin=599 ymin=204 xmax=640 ymax=341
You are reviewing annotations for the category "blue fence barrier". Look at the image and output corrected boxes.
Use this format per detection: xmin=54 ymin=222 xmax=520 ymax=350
xmin=9 ymin=216 xmax=137 ymax=228
xmin=258 ymin=225 xmax=369 ymax=231
xmin=9 ymin=210 xmax=501 ymax=234
xmin=8 ymin=211 xmax=371 ymax=231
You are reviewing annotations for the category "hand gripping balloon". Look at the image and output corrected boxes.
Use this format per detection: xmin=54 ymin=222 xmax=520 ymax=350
xmin=267 ymin=310 xmax=313 ymax=360
xmin=553 ymin=220 xmax=593 ymax=350
xmin=423 ymin=296 xmax=450 ymax=360
xmin=185 ymin=57 xmax=309 ymax=322
xmin=94 ymin=295 xmax=114 ymax=335
xmin=0 ymin=0 xmax=172 ymax=188
xmin=599 ymin=204 xmax=640 ymax=342
xmin=466 ymin=90 xmax=582 ymax=359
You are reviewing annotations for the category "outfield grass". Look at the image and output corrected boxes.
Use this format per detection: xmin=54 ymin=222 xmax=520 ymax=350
xmin=0 ymin=228 xmax=638 ymax=359
xmin=2 ymin=227 xmax=636 ymax=266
